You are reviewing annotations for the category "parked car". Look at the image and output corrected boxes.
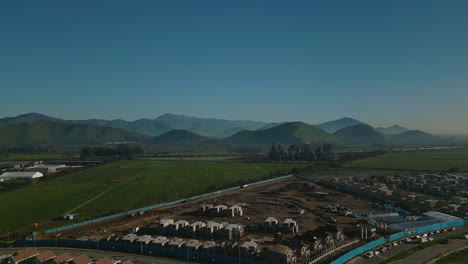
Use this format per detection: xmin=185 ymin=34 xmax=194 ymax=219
xmin=364 ymin=251 xmax=375 ymax=258
xmin=392 ymin=241 xmax=399 ymax=247
xmin=422 ymin=233 xmax=428 ymax=237
xmin=373 ymin=250 xmax=380 ymax=255
xmin=386 ymin=244 xmax=393 ymax=249
xmin=450 ymin=227 xmax=456 ymax=231
xmin=428 ymin=237 xmax=434 ymax=241
xmin=435 ymin=230 xmax=440 ymax=234
xmin=379 ymin=246 xmax=387 ymax=252
xmin=404 ymin=238 xmax=412 ymax=243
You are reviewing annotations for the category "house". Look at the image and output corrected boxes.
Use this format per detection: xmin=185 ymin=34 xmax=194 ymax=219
xmin=227 ymin=205 xmax=243 ymax=217
xmin=297 ymin=209 xmax=305 ymax=215
xmin=24 ymin=164 xmax=66 ymax=175
xmin=0 ymin=172 xmax=43 ymax=182
xmin=136 ymin=235 xmax=153 ymax=245
xmin=200 ymin=204 xmax=213 ymax=214
xmin=202 ymin=241 xmax=218 ymax=254
xmin=203 ymin=221 xmax=223 ymax=238
xmin=152 ymin=236 xmax=169 ymax=247
xmin=95 ymin=258 xmax=113 ymax=264
xmin=159 ymin=219 xmax=174 ymax=234
xmin=264 ymin=217 xmax=279 ymax=232
xmin=211 ymin=205 xmax=227 ymax=216
xmin=71 ymin=255 xmax=91 ymax=264
xmin=121 ymin=234 xmax=138 ymax=244
xmin=219 ymin=224 xmax=243 ymax=240
xmin=52 ymin=253 xmax=73 ymax=264
xmin=168 ymin=220 xmax=189 ymax=236
xmin=8 ymin=248 xmax=40 ymax=264
xmin=33 ymin=250 xmax=56 ymax=264
xmin=452 ymin=196 xmax=468 ymax=205
xmin=167 ymin=238 xmax=185 ymax=249
xmin=282 ymin=219 xmax=298 ymax=233
xmin=185 ymin=221 xmax=206 ymax=237
xmin=240 ymin=241 xmax=260 ymax=259
xmin=263 ymin=245 xmax=296 ymax=264
xmin=185 ymin=240 xmax=202 ymax=251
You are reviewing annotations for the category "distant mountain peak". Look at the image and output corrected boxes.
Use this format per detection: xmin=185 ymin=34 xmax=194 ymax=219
xmin=315 ymin=117 xmax=364 ymax=133
xmin=376 ymin=125 xmax=409 ymax=135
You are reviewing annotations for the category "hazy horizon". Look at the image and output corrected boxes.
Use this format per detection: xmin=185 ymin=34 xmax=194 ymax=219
xmin=2 ymin=1 xmax=468 ymax=134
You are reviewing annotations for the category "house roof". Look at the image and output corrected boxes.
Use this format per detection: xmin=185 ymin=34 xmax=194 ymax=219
xmin=36 ymin=250 xmax=56 ymax=262
xmin=152 ymin=236 xmax=168 ymax=244
xmin=53 ymin=253 xmax=74 ymax=264
xmin=72 ymin=255 xmax=91 ymax=264
xmin=95 ymin=257 xmax=113 ymax=264
xmin=185 ymin=240 xmax=202 ymax=248
xmin=11 ymin=248 xmax=40 ymax=263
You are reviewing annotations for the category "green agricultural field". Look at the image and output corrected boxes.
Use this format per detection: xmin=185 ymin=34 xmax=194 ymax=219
xmin=344 ymin=149 xmax=468 ymax=171
xmin=0 ymin=153 xmax=77 ymax=161
xmin=0 ymin=160 xmax=309 ymax=233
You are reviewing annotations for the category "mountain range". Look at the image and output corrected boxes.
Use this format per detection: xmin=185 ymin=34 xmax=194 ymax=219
xmin=0 ymin=112 xmax=439 ymax=146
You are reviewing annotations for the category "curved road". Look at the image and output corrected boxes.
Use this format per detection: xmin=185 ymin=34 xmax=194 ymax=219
xmin=349 ymin=226 xmax=468 ymax=264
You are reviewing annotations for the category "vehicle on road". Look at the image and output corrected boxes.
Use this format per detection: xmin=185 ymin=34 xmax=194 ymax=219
xmin=364 ymin=251 xmax=374 ymax=258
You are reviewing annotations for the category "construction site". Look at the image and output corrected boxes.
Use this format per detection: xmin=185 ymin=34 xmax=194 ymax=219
xmin=36 ymin=176 xmax=380 ymax=263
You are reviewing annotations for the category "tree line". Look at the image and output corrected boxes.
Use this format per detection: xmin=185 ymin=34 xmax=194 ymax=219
xmin=268 ymin=142 xmax=334 ymax=162
xmin=80 ymin=144 xmax=143 ymax=160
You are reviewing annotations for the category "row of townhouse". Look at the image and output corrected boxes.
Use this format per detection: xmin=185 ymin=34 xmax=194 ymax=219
xmin=157 ymin=219 xmax=244 ymax=240
xmin=199 ymin=204 xmax=244 ymax=217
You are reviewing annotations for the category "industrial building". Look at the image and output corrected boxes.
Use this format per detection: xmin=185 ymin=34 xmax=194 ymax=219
xmin=0 ymin=171 xmax=43 ymax=181
xmin=24 ymin=164 xmax=66 ymax=175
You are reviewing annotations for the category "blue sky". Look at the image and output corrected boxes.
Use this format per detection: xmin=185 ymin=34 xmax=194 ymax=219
xmin=1 ymin=0 xmax=468 ymax=134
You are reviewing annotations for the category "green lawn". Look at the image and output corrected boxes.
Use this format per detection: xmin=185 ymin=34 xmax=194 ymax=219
xmin=0 ymin=160 xmax=308 ymax=233
xmin=436 ymin=247 xmax=468 ymax=263
xmin=0 ymin=153 xmax=77 ymax=161
xmin=344 ymin=149 xmax=468 ymax=171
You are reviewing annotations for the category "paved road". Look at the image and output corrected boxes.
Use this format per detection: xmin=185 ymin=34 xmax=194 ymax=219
xmin=350 ymin=226 xmax=468 ymax=264
xmin=0 ymin=247 xmax=192 ymax=264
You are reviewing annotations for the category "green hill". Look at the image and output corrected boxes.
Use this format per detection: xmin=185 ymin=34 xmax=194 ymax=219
xmin=145 ymin=130 xmax=216 ymax=145
xmin=0 ymin=121 xmax=149 ymax=145
xmin=0 ymin=112 xmax=64 ymax=126
xmin=333 ymin=124 xmax=388 ymax=144
xmin=389 ymin=130 xmax=438 ymax=144
xmin=225 ymin=122 xmax=336 ymax=145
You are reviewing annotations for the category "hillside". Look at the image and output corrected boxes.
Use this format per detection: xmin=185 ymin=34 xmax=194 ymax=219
xmin=154 ymin=113 xmax=270 ymax=137
xmin=0 ymin=113 xmax=64 ymax=126
xmin=389 ymin=130 xmax=438 ymax=144
xmin=145 ymin=130 xmax=216 ymax=145
xmin=0 ymin=121 xmax=149 ymax=145
xmin=76 ymin=118 xmax=173 ymax=136
xmin=376 ymin=125 xmax=409 ymax=135
xmin=333 ymin=124 xmax=388 ymax=144
xmin=225 ymin=122 xmax=336 ymax=145
xmin=315 ymin=117 xmax=363 ymax=133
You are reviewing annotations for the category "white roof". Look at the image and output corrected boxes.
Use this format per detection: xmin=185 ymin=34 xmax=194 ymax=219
xmin=265 ymin=217 xmax=278 ymax=222
xmin=160 ymin=219 xmax=173 ymax=225
xmin=0 ymin=171 xmax=43 ymax=179
xmin=185 ymin=240 xmax=202 ymax=248
xmin=423 ymin=211 xmax=461 ymax=222
xmin=137 ymin=235 xmax=152 ymax=243
xmin=122 ymin=234 xmax=138 ymax=241
xmin=284 ymin=218 xmax=296 ymax=224
xmin=203 ymin=241 xmax=218 ymax=248
xmin=152 ymin=236 xmax=168 ymax=244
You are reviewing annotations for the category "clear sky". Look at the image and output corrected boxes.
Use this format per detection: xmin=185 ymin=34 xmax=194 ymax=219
xmin=1 ymin=0 xmax=468 ymax=134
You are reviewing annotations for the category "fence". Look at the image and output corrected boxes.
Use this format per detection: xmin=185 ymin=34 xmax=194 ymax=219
xmin=330 ymin=219 xmax=468 ymax=264
xmin=1 ymin=239 xmax=267 ymax=264
xmin=45 ymin=174 xmax=293 ymax=234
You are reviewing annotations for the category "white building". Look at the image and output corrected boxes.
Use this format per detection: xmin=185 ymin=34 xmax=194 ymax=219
xmin=0 ymin=172 xmax=43 ymax=181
